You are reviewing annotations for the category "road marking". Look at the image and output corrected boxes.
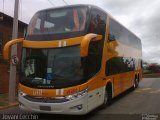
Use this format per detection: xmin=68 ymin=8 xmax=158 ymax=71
xmin=134 ymin=90 xmax=142 ymax=93
xmin=150 ymin=89 xmax=160 ymax=94
xmin=134 ymin=88 xmax=152 ymax=93
xmin=134 ymin=88 xmax=160 ymax=94
xmin=140 ymin=88 xmax=151 ymax=91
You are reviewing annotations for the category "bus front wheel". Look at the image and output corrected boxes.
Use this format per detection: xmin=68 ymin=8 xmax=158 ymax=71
xmin=101 ymin=86 xmax=112 ymax=108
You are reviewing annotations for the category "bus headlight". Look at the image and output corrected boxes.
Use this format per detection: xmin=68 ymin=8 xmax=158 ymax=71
xmin=19 ymin=90 xmax=27 ymax=97
xmin=65 ymin=88 xmax=88 ymax=100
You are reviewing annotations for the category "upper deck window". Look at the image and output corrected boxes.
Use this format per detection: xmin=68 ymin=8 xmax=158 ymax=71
xmin=27 ymin=7 xmax=88 ymax=35
xmin=109 ymin=18 xmax=141 ymax=50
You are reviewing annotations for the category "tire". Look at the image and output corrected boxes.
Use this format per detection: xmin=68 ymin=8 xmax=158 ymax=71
xmin=101 ymin=87 xmax=112 ymax=108
xmin=133 ymin=77 xmax=139 ymax=89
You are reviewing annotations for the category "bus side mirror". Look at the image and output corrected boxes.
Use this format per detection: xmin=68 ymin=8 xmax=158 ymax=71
xmin=108 ymin=34 xmax=115 ymax=41
xmin=3 ymin=38 xmax=23 ymax=60
xmin=80 ymin=33 xmax=102 ymax=57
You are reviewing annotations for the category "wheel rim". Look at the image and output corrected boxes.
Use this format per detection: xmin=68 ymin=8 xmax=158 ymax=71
xmin=134 ymin=78 xmax=138 ymax=88
xmin=104 ymin=90 xmax=108 ymax=105
xmin=136 ymin=78 xmax=139 ymax=87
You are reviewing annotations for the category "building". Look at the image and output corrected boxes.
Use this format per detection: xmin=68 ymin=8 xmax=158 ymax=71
xmin=0 ymin=12 xmax=28 ymax=93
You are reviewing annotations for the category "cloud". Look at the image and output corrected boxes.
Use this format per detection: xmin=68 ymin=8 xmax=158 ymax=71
xmin=128 ymin=2 xmax=160 ymax=63
xmin=0 ymin=0 xmax=160 ymax=63
xmin=100 ymin=0 xmax=160 ymax=64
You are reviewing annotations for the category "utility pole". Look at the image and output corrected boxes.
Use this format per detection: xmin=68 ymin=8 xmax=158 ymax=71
xmin=9 ymin=0 xmax=19 ymax=103
xmin=62 ymin=0 xmax=68 ymax=5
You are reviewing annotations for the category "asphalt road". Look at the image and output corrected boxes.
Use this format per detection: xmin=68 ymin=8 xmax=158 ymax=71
xmin=1 ymin=78 xmax=160 ymax=120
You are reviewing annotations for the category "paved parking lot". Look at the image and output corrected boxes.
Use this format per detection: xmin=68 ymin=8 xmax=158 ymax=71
xmin=1 ymin=78 xmax=160 ymax=120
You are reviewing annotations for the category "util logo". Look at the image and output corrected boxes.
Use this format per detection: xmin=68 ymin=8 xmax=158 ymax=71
xmin=33 ymin=90 xmax=43 ymax=96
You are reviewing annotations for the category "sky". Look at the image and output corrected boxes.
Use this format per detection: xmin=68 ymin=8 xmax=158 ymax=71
xmin=0 ymin=0 xmax=160 ymax=64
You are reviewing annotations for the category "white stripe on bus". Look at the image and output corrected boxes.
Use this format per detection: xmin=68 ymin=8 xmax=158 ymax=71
xmin=58 ymin=41 xmax=62 ymax=47
xmin=60 ymin=89 xmax=64 ymax=95
xmin=56 ymin=89 xmax=59 ymax=95
xmin=63 ymin=41 xmax=66 ymax=46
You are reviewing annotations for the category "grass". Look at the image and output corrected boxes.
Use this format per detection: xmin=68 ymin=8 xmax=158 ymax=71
xmin=0 ymin=93 xmax=8 ymax=98
xmin=0 ymin=93 xmax=18 ymax=109
xmin=143 ymin=73 xmax=160 ymax=78
xmin=0 ymin=102 xmax=8 ymax=106
xmin=0 ymin=93 xmax=9 ymax=108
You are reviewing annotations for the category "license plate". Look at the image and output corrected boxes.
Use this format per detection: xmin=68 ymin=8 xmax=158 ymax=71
xmin=40 ymin=106 xmax=51 ymax=111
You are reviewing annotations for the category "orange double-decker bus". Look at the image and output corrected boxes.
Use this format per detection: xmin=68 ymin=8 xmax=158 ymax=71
xmin=3 ymin=4 xmax=142 ymax=115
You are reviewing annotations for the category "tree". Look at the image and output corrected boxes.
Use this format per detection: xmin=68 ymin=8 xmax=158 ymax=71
xmin=148 ymin=63 xmax=160 ymax=73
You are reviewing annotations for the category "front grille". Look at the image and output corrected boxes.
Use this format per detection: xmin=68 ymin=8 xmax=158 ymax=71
xmin=24 ymin=95 xmax=69 ymax=103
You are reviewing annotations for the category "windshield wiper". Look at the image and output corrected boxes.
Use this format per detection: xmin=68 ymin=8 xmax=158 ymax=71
xmin=53 ymin=73 xmax=66 ymax=79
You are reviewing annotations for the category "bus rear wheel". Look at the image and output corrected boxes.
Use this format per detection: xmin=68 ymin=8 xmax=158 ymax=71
xmin=133 ymin=77 xmax=139 ymax=89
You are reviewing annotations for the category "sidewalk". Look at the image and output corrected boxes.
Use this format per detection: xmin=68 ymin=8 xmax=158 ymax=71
xmin=0 ymin=93 xmax=18 ymax=110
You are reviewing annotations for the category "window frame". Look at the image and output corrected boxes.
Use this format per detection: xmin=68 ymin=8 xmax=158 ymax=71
xmin=109 ymin=18 xmax=141 ymax=50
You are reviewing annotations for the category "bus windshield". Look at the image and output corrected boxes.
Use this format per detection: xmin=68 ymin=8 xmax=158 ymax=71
xmin=27 ymin=7 xmax=88 ymax=35
xmin=20 ymin=46 xmax=87 ymax=89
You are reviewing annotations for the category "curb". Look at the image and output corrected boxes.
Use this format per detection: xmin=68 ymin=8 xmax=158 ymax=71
xmin=0 ymin=102 xmax=19 ymax=110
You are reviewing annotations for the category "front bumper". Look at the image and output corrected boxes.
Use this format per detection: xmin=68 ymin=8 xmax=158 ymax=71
xmin=18 ymin=93 xmax=88 ymax=115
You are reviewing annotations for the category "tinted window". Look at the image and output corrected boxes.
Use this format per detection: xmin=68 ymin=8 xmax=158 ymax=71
xmin=83 ymin=41 xmax=104 ymax=78
xmin=88 ymin=8 xmax=106 ymax=36
xmin=84 ymin=8 xmax=107 ymax=78
xmin=21 ymin=46 xmax=85 ymax=89
xmin=27 ymin=7 xmax=88 ymax=35
xmin=109 ymin=18 xmax=141 ymax=50
xmin=26 ymin=6 xmax=89 ymax=41
xmin=106 ymin=57 xmax=135 ymax=76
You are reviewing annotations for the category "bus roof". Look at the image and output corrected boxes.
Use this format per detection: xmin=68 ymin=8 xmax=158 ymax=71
xmin=37 ymin=4 xmax=104 ymax=14
xmin=34 ymin=4 xmax=141 ymax=45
